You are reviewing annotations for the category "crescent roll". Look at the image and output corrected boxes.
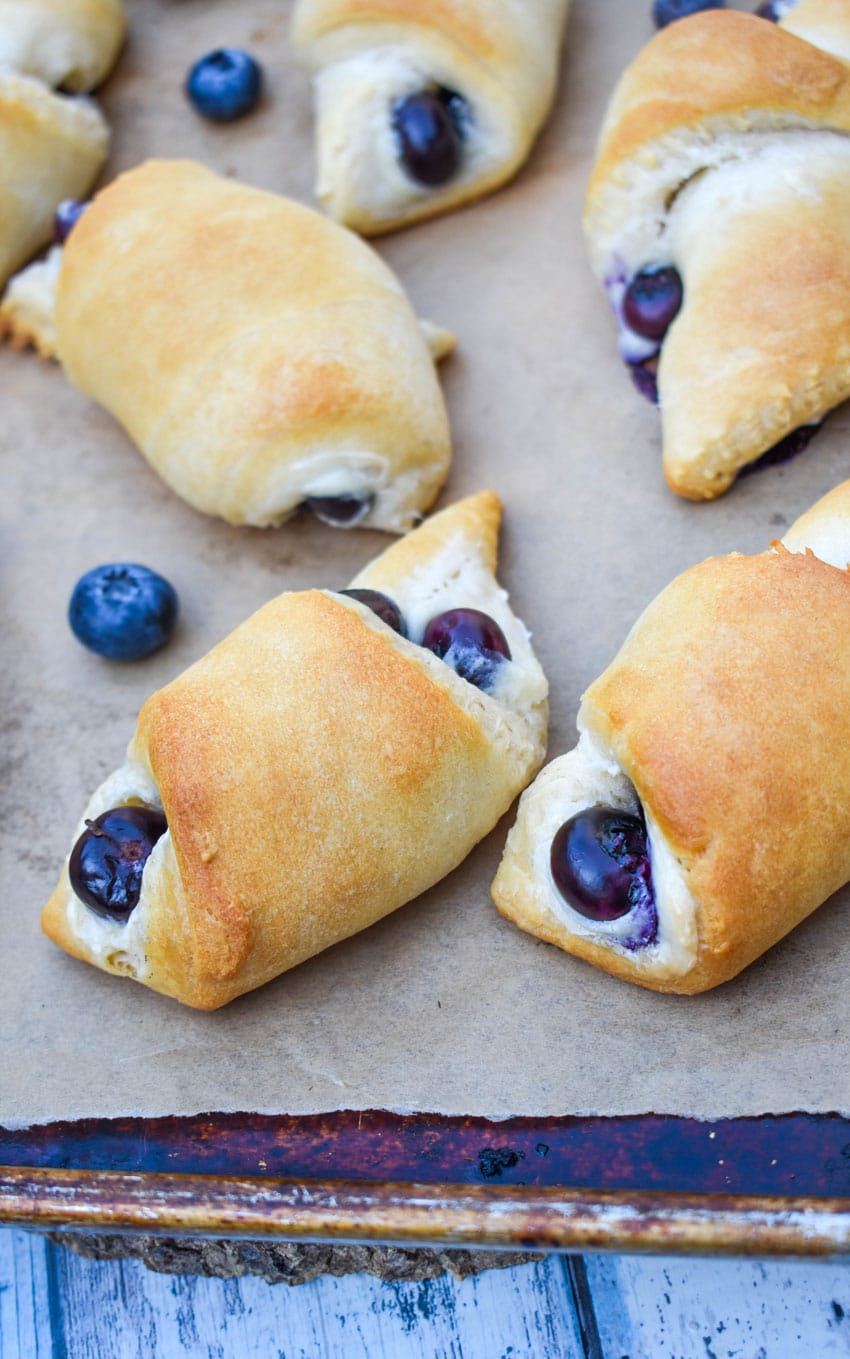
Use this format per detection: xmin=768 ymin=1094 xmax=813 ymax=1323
xmin=47 ymin=158 xmax=454 ymax=532
xmin=0 ymin=0 xmax=126 ymax=93
xmin=291 ymin=0 xmax=571 ymax=234
xmin=583 ymin=5 xmax=850 ymax=499
xmin=42 ymin=492 xmax=548 ymax=1010
xmin=0 ymin=73 xmax=108 ymax=289
xmin=492 ymin=480 xmax=850 ymax=994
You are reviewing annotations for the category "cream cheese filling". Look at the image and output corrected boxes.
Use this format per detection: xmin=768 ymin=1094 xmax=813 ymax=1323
xmin=61 ymin=754 xmax=164 ymax=980
xmin=312 ymin=46 xmax=511 ymax=224
xmin=533 ymin=725 xmax=698 ymax=976
xmin=350 ymin=533 xmax=548 ymax=719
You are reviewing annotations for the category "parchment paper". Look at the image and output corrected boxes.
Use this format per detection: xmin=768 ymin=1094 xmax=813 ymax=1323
xmin=4 ymin=0 xmax=849 ymax=1129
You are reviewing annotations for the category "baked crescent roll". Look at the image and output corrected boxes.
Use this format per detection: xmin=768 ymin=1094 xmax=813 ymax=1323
xmin=0 ymin=0 xmax=126 ymax=93
xmin=47 ymin=158 xmax=454 ymax=532
xmin=42 ymin=492 xmax=548 ymax=1010
xmin=0 ymin=73 xmax=108 ymax=288
xmin=492 ymin=480 xmax=850 ymax=994
xmin=291 ymin=0 xmax=571 ymax=234
xmin=583 ymin=6 xmax=850 ymax=499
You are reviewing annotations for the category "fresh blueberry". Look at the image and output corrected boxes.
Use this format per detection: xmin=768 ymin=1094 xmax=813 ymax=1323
xmin=69 ymin=805 xmax=168 ymax=921
xmin=622 ymin=267 xmax=683 ymax=341
xmin=550 ymin=806 xmax=658 ymax=948
xmin=652 ymin=0 xmax=725 ymax=26
xmin=303 ymin=494 xmax=374 ymax=528
xmin=421 ymin=608 xmax=511 ymax=690
xmin=185 ymin=48 xmax=263 ymax=122
xmin=391 ymin=87 xmax=469 ymax=187
xmin=339 ymin=589 xmax=407 ymax=636
xmin=54 ymin=198 xmax=88 ymax=243
xmin=69 ymin=563 xmax=179 ymax=661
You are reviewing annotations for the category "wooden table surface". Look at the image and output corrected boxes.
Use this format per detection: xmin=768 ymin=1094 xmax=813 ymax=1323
xmin=4 ymin=1228 xmax=850 ymax=1357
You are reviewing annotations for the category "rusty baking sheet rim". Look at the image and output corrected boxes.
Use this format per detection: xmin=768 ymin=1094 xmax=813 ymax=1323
xmin=3 ymin=1110 xmax=850 ymax=1258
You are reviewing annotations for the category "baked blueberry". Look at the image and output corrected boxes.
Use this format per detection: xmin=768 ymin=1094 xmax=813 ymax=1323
xmin=69 ymin=805 xmax=168 ymax=921
xmin=628 ymin=357 xmax=660 ymax=405
xmin=185 ymin=48 xmax=263 ymax=122
xmin=422 ymin=608 xmax=510 ymax=690
xmin=755 ymin=0 xmax=796 ymax=18
xmin=54 ymin=198 xmax=88 ymax=243
xmin=622 ymin=267 xmax=683 ymax=341
xmin=550 ymin=805 xmax=655 ymax=927
xmin=303 ymin=494 xmax=374 ymax=527
xmin=391 ymin=87 xmax=469 ymax=187
xmin=69 ymin=563 xmax=178 ymax=661
xmin=339 ymin=589 xmax=407 ymax=636
xmin=652 ymin=0 xmax=725 ymax=25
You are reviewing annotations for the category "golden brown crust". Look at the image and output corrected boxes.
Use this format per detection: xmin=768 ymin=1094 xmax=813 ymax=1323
xmin=0 ymin=74 xmax=108 ymax=287
xmin=54 ymin=159 xmax=451 ymax=531
xmin=583 ymin=8 xmax=850 ymax=497
xmin=586 ymin=10 xmax=850 ymax=207
xmin=580 ymin=548 xmax=850 ymax=990
xmin=42 ymin=493 xmax=548 ymax=1010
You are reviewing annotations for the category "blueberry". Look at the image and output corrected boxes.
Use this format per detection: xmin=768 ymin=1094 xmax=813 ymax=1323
xmin=69 ymin=563 xmax=179 ymax=661
xmin=421 ymin=608 xmax=511 ymax=690
xmin=303 ymin=494 xmax=374 ymax=528
xmin=339 ymin=589 xmax=407 ymax=636
xmin=69 ymin=805 xmax=168 ymax=921
xmin=54 ymin=198 xmax=88 ymax=243
xmin=755 ymin=0 xmax=796 ymax=18
xmin=652 ymin=0 xmax=725 ymax=26
xmin=628 ymin=357 xmax=660 ymax=405
xmin=391 ymin=87 xmax=469 ymax=187
xmin=622 ymin=267 xmax=683 ymax=341
xmin=185 ymin=48 xmax=263 ymax=122
xmin=550 ymin=806 xmax=657 ymax=949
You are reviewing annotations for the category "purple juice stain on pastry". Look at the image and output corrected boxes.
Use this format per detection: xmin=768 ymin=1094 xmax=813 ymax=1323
xmin=69 ymin=806 xmax=168 ymax=922
xmin=54 ymin=198 xmax=88 ymax=243
xmin=628 ymin=355 xmax=660 ymax=405
xmin=550 ymin=806 xmax=658 ymax=950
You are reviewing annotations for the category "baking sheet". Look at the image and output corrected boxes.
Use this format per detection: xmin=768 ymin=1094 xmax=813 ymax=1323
xmin=4 ymin=0 xmax=850 ymax=1129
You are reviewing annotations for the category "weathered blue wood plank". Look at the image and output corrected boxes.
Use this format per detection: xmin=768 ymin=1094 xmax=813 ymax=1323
xmin=0 ymin=1229 xmax=55 ymax=1359
xmin=2 ymin=1230 xmax=582 ymax=1359
xmin=584 ymin=1253 xmax=850 ymax=1358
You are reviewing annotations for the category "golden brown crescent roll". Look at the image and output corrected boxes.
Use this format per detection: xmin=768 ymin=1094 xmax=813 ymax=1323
xmin=0 ymin=0 xmax=123 ymax=291
xmin=291 ymin=0 xmax=571 ymax=234
xmin=42 ymin=492 xmax=548 ymax=1010
xmin=49 ymin=158 xmax=454 ymax=532
xmin=0 ymin=73 xmax=108 ymax=288
xmin=492 ymin=480 xmax=850 ymax=994
xmin=0 ymin=0 xmax=126 ymax=93
xmin=583 ymin=6 xmax=850 ymax=499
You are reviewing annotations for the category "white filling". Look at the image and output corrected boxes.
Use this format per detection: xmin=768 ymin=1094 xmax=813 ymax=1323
xmin=533 ymin=725 xmax=698 ymax=975
xmin=313 ymin=47 xmax=511 ymax=224
xmin=350 ymin=533 xmax=548 ymax=718
xmin=61 ymin=754 xmax=164 ymax=979
xmin=592 ymin=125 xmax=850 ymax=285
